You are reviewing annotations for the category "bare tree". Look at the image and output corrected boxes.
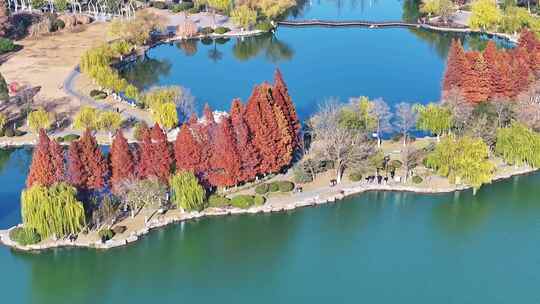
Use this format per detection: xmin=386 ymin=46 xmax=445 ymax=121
xmin=491 ymin=98 xmax=513 ymax=128
xmin=117 ymin=178 xmax=168 ymax=218
xmin=402 ymin=146 xmax=426 ymax=182
xmin=310 ymin=99 xmax=375 ymax=184
xmin=394 ymin=102 xmax=418 ymax=147
xmin=369 ymin=98 xmax=392 ymax=147
xmin=442 ymin=88 xmax=472 ymax=135
xmin=514 ymin=95 xmax=540 ymax=131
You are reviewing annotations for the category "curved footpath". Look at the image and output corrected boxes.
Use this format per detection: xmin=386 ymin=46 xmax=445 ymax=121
xmin=0 ymin=165 xmax=536 ymax=252
xmin=278 ymin=20 xmax=518 ymax=43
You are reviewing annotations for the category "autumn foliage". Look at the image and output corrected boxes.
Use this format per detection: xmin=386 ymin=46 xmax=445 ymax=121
xmin=174 ymin=70 xmax=300 ymax=187
xmin=27 ymin=129 xmax=64 ymax=187
xmin=443 ymin=29 xmax=540 ymax=103
xmin=27 ymin=70 xmax=300 ymax=191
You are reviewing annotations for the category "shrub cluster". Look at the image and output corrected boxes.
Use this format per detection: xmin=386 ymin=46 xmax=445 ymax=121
xmin=171 ymin=2 xmax=194 ymax=13
xmin=254 ymin=181 xmax=294 ymax=194
xmin=230 ymin=195 xmax=255 ymax=208
xmin=214 ymin=27 xmax=230 ymax=34
xmin=349 ymin=172 xmax=363 ymax=182
xmin=56 ymin=134 xmax=80 ymax=143
xmin=9 ymin=227 xmax=41 ymax=246
xmin=200 ymin=27 xmax=214 ymax=35
xmin=89 ymin=89 xmax=107 ymax=99
xmin=208 ymin=194 xmax=231 ymax=207
xmin=0 ymin=38 xmax=16 ymax=54
xmin=412 ymin=175 xmax=423 ymax=184
xmin=98 ymin=228 xmax=115 ymax=242
xmin=255 ymin=21 xmax=274 ymax=32
xmin=151 ymin=1 xmax=168 ymax=9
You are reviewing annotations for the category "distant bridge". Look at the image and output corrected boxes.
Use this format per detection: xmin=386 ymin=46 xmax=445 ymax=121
xmin=277 ymin=20 xmax=421 ymax=28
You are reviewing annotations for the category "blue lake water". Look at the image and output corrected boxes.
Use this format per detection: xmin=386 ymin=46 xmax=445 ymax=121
xmin=123 ymin=28 xmax=511 ymax=120
xmin=0 ymin=1 xmax=536 ymax=303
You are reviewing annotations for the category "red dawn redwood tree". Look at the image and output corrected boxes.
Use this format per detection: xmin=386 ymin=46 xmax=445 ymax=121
xmin=244 ymin=84 xmax=284 ymax=174
xmin=67 ymin=140 xmax=86 ymax=189
xmin=208 ymin=117 xmax=241 ymax=187
xmin=272 ymin=69 xmax=301 ymax=147
xmin=230 ymin=99 xmax=259 ymax=181
xmin=272 ymin=103 xmax=294 ymax=169
xmin=443 ymin=39 xmax=467 ymax=94
xmin=79 ymin=129 xmax=108 ymax=190
xmin=150 ymin=123 xmax=173 ymax=183
xmin=463 ymin=53 xmax=490 ymax=104
xmin=49 ymin=138 xmax=65 ymax=184
xmin=137 ymin=129 xmax=153 ymax=179
xmin=110 ymin=130 xmax=135 ymax=192
xmin=175 ymin=123 xmax=204 ymax=173
xmin=27 ymin=129 xmax=54 ymax=187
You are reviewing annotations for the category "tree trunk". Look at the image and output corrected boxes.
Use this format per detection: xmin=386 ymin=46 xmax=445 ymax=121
xmin=436 ymin=134 xmax=440 ymax=143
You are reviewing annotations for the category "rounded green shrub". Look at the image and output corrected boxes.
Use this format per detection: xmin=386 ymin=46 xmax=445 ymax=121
xmin=214 ymin=27 xmax=230 ymax=34
xmin=230 ymin=195 xmax=254 ymax=209
xmin=412 ymin=175 xmax=423 ymax=184
xmin=61 ymin=134 xmax=80 ymax=142
xmin=54 ymin=19 xmax=65 ymax=30
xmin=254 ymin=195 xmax=265 ymax=206
xmin=278 ymin=181 xmax=294 ymax=192
xmin=9 ymin=227 xmax=41 ymax=246
xmin=255 ymin=21 xmax=274 ymax=32
xmin=208 ymin=194 xmax=231 ymax=207
xmin=187 ymin=7 xmax=199 ymax=14
xmin=171 ymin=2 xmax=194 ymax=13
xmin=254 ymin=183 xmax=269 ymax=195
xmin=269 ymin=182 xmax=280 ymax=192
xmin=349 ymin=172 xmax=363 ymax=182
xmin=200 ymin=27 xmax=214 ymax=35
xmin=0 ymin=38 xmax=15 ymax=54
xmin=389 ymin=160 xmax=402 ymax=169
xmin=98 ymin=228 xmax=115 ymax=242
xmin=152 ymin=1 xmax=168 ymax=9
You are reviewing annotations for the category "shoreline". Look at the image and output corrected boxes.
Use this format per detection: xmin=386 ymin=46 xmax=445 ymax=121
xmin=1 ymin=165 xmax=536 ymax=252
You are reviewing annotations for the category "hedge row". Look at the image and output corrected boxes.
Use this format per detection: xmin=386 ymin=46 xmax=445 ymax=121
xmin=255 ymin=181 xmax=294 ymax=194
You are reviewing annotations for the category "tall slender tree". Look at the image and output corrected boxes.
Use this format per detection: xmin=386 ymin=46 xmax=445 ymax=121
xmin=49 ymin=139 xmax=65 ymax=184
xmin=27 ymin=129 xmax=54 ymax=187
xmin=78 ymin=129 xmax=108 ymax=190
xmin=175 ymin=123 xmax=204 ymax=173
xmin=230 ymin=99 xmax=259 ymax=181
xmin=244 ymin=84 xmax=283 ymax=174
xmin=150 ymin=124 xmax=173 ymax=183
xmin=110 ymin=130 xmax=135 ymax=192
xmin=208 ymin=117 xmax=241 ymax=187
xmin=67 ymin=141 xmax=86 ymax=189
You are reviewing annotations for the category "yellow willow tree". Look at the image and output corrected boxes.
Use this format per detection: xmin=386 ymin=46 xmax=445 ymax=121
xmin=21 ymin=183 xmax=86 ymax=239
xmin=495 ymin=122 xmax=540 ymax=168
xmin=415 ymin=103 xmax=453 ymax=142
xmin=27 ymin=108 xmax=52 ymax=133
xmin=425 ymin=135 xmax=495 ymax=194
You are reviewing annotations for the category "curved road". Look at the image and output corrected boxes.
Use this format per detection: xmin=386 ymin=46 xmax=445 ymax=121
xmin=63 ymin=66 xmax=152 ymax=123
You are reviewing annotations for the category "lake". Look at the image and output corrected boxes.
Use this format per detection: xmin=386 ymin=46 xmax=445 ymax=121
xmin=1 ymin=1 xmax=537 ymax=303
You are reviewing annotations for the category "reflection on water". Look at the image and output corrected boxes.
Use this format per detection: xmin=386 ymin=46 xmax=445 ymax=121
xmin=121 ymin=56 xmax=172 ymax=89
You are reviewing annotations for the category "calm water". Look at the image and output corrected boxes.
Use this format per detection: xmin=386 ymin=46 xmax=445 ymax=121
xmin=2 ymin=1 xmax=536 ymax=302
xmin=122 ymin=1 xmax=512 ymax=120
xmin=1 ymin=148 xmax=540 ymax=303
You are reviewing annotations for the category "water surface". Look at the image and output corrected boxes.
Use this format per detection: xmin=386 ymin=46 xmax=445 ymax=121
xmin=1 ymin=148 xmax=539 ymax=303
